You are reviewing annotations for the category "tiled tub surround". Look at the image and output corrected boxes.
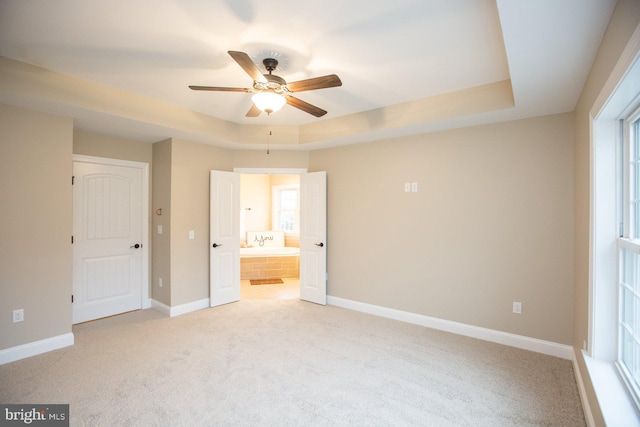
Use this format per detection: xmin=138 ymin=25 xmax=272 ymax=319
xmin=240 ymin=231 xmax=300 ymax=280
xmin=240 ymin=254 xmax=300 ymax=280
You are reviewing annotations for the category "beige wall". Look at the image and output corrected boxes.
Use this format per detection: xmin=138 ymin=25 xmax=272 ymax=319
xmin=232 ymin=149 xmax=309 ymax=170
xmin=169 ymin=139 xmax=235 ymax=305
xmin=152 ymin=139 xmax=172 ymax=306
xmin=310 ymin=113 xmax=575 ymax=344
xmin=73 ymin=130 xmax=152 ymax=164
xmin=0 ymin=104 xmax=73 ymax=350
xmin=573 ymin=1 xmax=640 ymax=425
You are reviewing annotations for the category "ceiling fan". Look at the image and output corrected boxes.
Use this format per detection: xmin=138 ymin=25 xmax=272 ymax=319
xmin=189 ymin=50 xmax=342 ymax=117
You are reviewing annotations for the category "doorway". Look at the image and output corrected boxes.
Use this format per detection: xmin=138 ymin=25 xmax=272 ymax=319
xmin=239 ymin=172 xmax=301 ymax=300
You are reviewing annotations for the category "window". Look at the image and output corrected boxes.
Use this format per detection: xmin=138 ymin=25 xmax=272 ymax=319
xmin=618 ymin=108 xmax=640 ymax=408
xmin=588 ymin=38 xmax=640 ymax=425
xmin=273 ymin=185 xmax=299 ymax=233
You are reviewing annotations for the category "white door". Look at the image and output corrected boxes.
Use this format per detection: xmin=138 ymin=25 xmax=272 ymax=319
xmin=299 ymin=171 xmax=327 ymax=305
xmin=210 ymin=170 xmax=241 ymax=307
xmin=73 ymin=160 xmax=145 ymax=323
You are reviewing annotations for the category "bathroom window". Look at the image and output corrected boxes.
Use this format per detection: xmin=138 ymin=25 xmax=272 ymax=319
xmin=618 ymin=107 xmax=640 ymax=408
xmin=273 ymin=185 xmax=299 ymax=234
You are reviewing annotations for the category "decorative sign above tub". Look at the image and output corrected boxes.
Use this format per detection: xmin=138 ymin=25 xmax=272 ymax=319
xmin=246 ymin=231 xmax=285 ymax=247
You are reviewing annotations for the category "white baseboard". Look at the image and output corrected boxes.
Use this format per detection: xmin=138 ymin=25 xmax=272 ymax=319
xmin=572 ymin=349 xmax=596 ymax=427
xmin=150 ymin=299 xmax=171 ymax=316
xmin=151 ymin=298 xmax=210 ymax=317
xmin=327 ymin=296 xmax=573 ymax=360
xmin=0 ymin=333 xmax=74 ymax=365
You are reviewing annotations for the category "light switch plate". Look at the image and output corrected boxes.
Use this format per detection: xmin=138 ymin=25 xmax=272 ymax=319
xmin=513 ymin=301 xmax=522 ymax=314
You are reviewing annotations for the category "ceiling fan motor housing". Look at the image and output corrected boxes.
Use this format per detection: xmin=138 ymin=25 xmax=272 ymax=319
xmin=262 ymin=57 xmax=279 ymax=72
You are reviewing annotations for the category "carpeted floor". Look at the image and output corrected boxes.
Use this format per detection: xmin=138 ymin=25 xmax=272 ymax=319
xmin=0 ymin=299 xmax=585 ymax=426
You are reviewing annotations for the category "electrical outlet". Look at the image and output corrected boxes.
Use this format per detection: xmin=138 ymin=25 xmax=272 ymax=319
xmin=159 ymin=277 xmax=163 ymax=288
xmin=411 ymin=182 xmax=418 ymax=192
xmin=13 ymin=309 xmax=24 ymax=323
xmin=512 ymin=301 xmax=522 ymax=314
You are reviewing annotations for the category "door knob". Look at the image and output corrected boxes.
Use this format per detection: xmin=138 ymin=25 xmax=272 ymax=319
xmin=212 ymin=243 xmax=223 ymax=248
xmin=130 ymin=243 xmax=141 ymax=249
xmin=315 ymin=242 xmax=324 ymax=247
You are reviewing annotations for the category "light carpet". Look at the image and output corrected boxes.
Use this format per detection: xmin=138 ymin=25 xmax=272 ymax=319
xmin=0 ymin=299 xmax=585 ymax=426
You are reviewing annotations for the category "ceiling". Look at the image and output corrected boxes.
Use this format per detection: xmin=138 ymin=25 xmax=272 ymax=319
xmin=0 ymin=0 xmax=617 ymax=150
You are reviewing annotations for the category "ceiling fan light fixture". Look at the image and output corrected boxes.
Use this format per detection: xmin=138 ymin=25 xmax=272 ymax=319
xmin=252 ymin=91 xmax=286 ymax=114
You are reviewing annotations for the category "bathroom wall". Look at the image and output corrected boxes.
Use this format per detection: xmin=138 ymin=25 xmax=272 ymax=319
xmin=240 ymin=174 xmax=271 ymax=240
xmin=240 ymin=174 xmax=301 ymax=247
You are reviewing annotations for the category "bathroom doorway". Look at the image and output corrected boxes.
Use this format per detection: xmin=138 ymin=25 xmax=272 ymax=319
xmin=238 ymin=169 xmax=302 ymax=300
xmin=210 ymin=168 xmax=327 ymax=306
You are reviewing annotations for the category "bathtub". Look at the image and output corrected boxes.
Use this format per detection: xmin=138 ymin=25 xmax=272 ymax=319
xmin=240 ymin=246 xmax=300 ymax=280
xmin=240 ymin=231 xmax=300 ymax=280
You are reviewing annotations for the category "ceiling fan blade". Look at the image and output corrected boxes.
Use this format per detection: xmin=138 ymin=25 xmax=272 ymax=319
xmin=286 ymin=96 xmax=327 ymax=117
xmin=246 ymin=103 xmax=262 ymax=117
xmin=228 ymin=51 xmax=267 ymax=83
xmin=189 ymin=85 xmax=252 ymax=92
xmin=286 ymin=74 xmax=342 ymax=92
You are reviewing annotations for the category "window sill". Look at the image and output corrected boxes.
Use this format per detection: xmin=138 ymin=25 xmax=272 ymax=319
xmin=582 ymin=350 xmax=640 ymax=426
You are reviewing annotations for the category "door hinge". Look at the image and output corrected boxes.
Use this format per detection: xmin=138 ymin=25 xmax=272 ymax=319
xmin=71 ymin=235 xmax=74 ymax=244
xmin=71 ymin=294 xmax=74 ymax=303
xmin=72 ymin=175 xmax=75 ymax=185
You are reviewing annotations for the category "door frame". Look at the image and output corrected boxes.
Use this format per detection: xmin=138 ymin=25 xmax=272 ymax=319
xmin=73 ymin=154 xmax=151 ymax=310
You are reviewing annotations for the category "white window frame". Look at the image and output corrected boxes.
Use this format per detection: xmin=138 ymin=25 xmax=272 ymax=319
xmin=617 ymin=106 xmax=640 ymax=408
xmin=272 ymin=184 xmax=300 ymax=235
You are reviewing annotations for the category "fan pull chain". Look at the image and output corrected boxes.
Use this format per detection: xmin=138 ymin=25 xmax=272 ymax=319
xmin=267 ymin=130 xmax=272 ymax=154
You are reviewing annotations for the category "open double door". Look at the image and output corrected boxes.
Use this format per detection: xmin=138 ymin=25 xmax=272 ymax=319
xmin=209 ymin=170 xmax=327 ymax=307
